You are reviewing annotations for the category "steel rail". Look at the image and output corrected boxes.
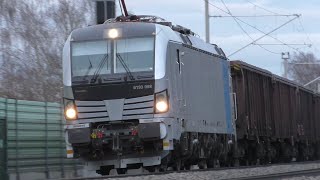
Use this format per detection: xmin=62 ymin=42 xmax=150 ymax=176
xmin=62 ymin=160 xmax=320 ymax=180
xmin=226 ymin=168 xmax=320 ymax=180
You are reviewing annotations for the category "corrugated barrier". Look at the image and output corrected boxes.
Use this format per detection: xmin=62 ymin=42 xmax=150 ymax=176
xmin=0 ymin=98 xmax=82 ymax=180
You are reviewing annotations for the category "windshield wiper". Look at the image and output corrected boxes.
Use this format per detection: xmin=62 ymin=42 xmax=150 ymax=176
xmin=82 ymin=58 xmax=93 ymax=80
xmin=90 ymin=54 xmax=109 ymax=84
xmin=137 ymin=75 xmax=154 ymax=79
xmin=116 ymin=53 xmax=135 ymax=81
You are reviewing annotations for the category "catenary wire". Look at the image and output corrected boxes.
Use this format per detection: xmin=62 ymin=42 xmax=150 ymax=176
xmin=204 ymin=0 xmax=301 ymax=53
xmin=245 ymin=0 xmax=280 ymax=15
xmin=297 ymin=17 xmax=318 ymax=51
xmin=213 ymin=1 xmax=314 ymax=52
xmin=220 ymin=0 xmax=282 ymax=55
xmin=228 ymin=15 xmax=300 ymax=57
xmin=210 ymin=14 xmax=297 ymax=18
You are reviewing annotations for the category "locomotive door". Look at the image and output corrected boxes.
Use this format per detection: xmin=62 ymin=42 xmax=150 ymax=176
xmin=169 ymin=43 xmax=186 ymax=118
xmin=178 ymin=47 xmax=187 ymax=117
xmin=178 ymin=45 xmax=194 ymax=121
xmin=172 ymin=44 xmax=201 ymax=123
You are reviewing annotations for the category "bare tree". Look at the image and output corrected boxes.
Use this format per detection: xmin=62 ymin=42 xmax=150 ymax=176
xmin=0 ymin=0 xmax=94 ymax=102
xmin=287 ymin=52 xmax=320 ymax=92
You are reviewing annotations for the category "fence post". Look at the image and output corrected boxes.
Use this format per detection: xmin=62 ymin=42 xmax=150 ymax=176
xmin=4 ymin=117 xmax=8 ymax=180
xmin=14 ymin=100 xmax=19 ymax=180
xmin=4 ymin=99 xmax=8 ymax=180
xmin=60 ymin=105 xmax=65 ymax=178
xmin=45 ymin=102 xmax=49 ymax=179
xmin=0 ymin=99 xmax=9 ymax=180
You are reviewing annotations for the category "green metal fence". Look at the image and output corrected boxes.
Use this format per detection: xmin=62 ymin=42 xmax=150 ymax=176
xmin=0 ymin=98 xmax=82 ymax=180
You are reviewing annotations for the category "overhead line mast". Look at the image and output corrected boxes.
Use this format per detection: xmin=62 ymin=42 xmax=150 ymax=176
xmin=205 ymin=0 xmax=210 ymax=43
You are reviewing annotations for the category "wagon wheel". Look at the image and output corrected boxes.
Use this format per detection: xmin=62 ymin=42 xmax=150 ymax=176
xmin=184 ymin=162 xmax=192 ymax=170
xmin=198 ymin=160 xmax=207 ymax=169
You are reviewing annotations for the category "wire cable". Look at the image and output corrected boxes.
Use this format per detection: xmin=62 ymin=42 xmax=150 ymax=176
xmin=210 ymin=14 xmax=297 ymax=18
xmin=226 ymin=1 xmax=314 ymax=52
xmin=297 ymin=17 xmax=317 ymax=51
xmin=245 ymin=0 xmax=280 ymax=15
xmin=204 ymin=0 xmax=301 ymax=53
xmin=220 ymin=0 xmax=282 ymax=55
xmin=228 ymin=15 xmax=300 ymax=57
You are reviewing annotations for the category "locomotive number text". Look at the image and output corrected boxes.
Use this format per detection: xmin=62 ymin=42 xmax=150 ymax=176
xmin=133 ymin=84 xmax=153 ymax=90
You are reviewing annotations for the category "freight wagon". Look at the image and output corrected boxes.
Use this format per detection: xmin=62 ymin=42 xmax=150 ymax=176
xmin=231 ymin=61 xmax=320 ymax=164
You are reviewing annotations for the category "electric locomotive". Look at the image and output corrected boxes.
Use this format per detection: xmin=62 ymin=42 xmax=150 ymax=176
xmin=63 ymin=15 xmax=235 ymax=175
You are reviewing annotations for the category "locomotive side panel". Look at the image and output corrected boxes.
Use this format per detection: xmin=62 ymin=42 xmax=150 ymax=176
xmin=179 ymin=46 xmax=233 ymax=134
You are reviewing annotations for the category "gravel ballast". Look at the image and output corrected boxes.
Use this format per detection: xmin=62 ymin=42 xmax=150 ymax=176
xmin=105 ymin=162 xmax=320 ymax=180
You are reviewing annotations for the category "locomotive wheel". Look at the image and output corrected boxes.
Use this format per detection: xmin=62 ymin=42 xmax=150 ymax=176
xmin=116 ymin=168 xmax=127 ymax=175
xmin=184 ymin=163 xmax=192 ymax=170
xmin=145 ymin=166 xmax=156 ymax=173
xmin=160 ymin=164 xmax=168 ymax=172
xmin=97 ymin=166 xmax=112 ymax=175
xmin=173 ymin=159 xmax=182 ymax=171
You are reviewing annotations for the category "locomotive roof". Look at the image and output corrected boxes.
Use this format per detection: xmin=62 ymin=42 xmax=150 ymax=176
xmin=70 ymin=15 xmax=226 ymax=59
xmin=71 ymin=22 xmax=156 ymax=41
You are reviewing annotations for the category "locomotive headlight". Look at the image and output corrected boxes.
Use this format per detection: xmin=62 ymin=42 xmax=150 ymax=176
xmin=64 ymin=99 xmax=78 ymax=120
xmin=155 ymin=91 xmax=169 ymax=113
xmin=156 ymin=101 xmax=168 ymax=113
xmin=108 ymin=29 xmax=119 ymax=39
xmin=66 ymin=108 xmax=77 ymax=120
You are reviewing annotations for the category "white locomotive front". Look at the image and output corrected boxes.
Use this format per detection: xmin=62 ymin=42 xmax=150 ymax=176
xmin=63 ymin=16 xmax=235 ymax=175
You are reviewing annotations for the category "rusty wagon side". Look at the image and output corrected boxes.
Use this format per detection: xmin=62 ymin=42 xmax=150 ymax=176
xmin=231 ymin=60 xmax=320 ymax=162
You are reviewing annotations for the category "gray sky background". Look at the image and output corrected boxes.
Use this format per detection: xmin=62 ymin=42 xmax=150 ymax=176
xmin=122 ymin=0 xmax=320 ymax=76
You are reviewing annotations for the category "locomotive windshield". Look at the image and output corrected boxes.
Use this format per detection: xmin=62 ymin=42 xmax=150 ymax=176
xmin=71 ymin=37 xmax=155 ymax=84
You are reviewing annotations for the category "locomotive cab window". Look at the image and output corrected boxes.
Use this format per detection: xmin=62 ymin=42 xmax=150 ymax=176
xmin=71 ymin=37 xmax=155 ymax=84
xmin=115 ymin=37 xmax=154 ymax=73
xmin=72 ymin=40 xmax=111 ymax=77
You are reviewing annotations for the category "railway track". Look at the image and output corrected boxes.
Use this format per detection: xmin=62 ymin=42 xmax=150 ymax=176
xmin=64 ymin=160 xmax=320 ymax=180
xmin=226 ymin=168 xmax=320 ymax=180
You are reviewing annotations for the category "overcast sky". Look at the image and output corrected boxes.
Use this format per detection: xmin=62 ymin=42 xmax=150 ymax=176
xmin=122 ymin=0 xmax=320 ymax=76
